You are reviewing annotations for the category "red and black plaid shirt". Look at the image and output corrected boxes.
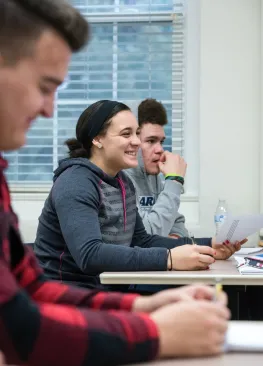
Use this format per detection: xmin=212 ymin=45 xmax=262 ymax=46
xmin=0 ymin=156 xmax=159 ymax=366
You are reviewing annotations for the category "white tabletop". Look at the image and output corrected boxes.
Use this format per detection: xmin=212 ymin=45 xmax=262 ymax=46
xmin=100 ymin=257 xmax=263 ymax=286
xmin=126 ymin=353 xmax=263 ymax=366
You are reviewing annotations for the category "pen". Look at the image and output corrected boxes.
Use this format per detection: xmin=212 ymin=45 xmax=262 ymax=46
xmin=189 ymin=233 xmax=196 ymax=246
xmin=189 ymin=233 xmax=215 ymax=260
xmin=214 ymin=281 xmax=222 ymax=302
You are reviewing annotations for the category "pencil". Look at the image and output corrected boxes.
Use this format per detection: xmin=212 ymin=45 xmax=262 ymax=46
xmin=214 ymin=282 xmax=223 ymax=301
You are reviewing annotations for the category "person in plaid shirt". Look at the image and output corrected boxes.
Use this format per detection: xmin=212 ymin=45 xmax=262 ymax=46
xmin=0 ymin=1 xmax=230 ymax=365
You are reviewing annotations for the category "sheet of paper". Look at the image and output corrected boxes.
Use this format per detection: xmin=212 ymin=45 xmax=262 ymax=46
xmin=238 ymin=266 xmax=263 ymax=274
xmin=216 ymin=214 xmax=263 ymax=243
xmin=235 ymin=247 xmax=263 ymax=256
xmin=234 ymin=256 xmax=246 ymax=266
xmin=225 ymin=321 xmax=263 ymax=352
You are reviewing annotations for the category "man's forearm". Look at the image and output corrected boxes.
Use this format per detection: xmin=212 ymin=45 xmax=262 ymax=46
xmin=15 ymin=247 xmax=139 ymax=311
xmin=2 ymin=256 xmax=159 ymax=366
xmin=2 ymin=293 xmax=159 ymax=366
xmin=144 ymin=235 xmax=212 ymax=249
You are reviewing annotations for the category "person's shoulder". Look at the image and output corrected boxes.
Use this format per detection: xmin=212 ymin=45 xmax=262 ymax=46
xmin=124 ymin=167 xmax=146 ymax=185
xmin=52 ymin=164 xmax=100 ymax=200
xmin=124 ymin=167 xmax=136 ymax=179
xmin=56 ymin=164 xmax=99 ymax=184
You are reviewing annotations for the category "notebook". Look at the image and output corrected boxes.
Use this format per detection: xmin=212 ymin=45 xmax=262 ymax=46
xmin=234 ymin=256 xmax=263 ymax=274
xmin=245 ymin=253 xmax=263 ymax=262
xmin=225 ymin=321 xmax=263 ymax=352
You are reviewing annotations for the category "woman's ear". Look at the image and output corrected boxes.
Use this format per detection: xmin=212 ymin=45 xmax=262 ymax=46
xmin=92 ymin=139 xmax=102 ymax=149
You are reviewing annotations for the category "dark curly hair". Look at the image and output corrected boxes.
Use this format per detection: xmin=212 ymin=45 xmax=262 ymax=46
xmin=138 ymin=98 xmax=168 ymax=127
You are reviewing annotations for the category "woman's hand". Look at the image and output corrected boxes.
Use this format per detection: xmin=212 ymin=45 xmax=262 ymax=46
xmin=212 ymin=238 xmax=248 ymax=260
xmin=168 ymin=244 xmax=215 ymax=270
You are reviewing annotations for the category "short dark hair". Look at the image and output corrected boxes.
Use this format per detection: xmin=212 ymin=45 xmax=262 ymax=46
xmin=65 ymin=100 xmax=130 ymax=159
xmin=138 ymin=98 xmax=168 ymax=127
xmin=0 ymin=0 xmax=89 ymax=64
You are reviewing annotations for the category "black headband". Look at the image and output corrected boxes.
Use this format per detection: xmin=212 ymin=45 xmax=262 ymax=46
xmin=77 ymin=100 xmax=119 ymax=144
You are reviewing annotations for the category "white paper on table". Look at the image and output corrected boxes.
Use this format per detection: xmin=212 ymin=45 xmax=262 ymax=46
xmin=235 ymin=247 xmax=263 ymax=256
xmin=216 ymin=214 xmax=263 ymax=243
xmin=225 ymin=321 xmax=263 ymax=352
xmin=234 ymin=256 xmax=246 ymax=267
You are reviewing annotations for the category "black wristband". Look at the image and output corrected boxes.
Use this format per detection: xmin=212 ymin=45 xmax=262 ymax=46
xmin=168 ymin=249 xmax=173 ymax=271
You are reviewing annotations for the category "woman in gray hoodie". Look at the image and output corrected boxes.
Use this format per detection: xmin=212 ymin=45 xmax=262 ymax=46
xmin=34 ymin=100 xmax=243 ymax=290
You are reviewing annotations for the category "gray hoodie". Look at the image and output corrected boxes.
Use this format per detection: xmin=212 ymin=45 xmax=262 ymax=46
xmin=34 ymin=158 xmax=209 ymax=289
xmin=125 ymin=150 xmax=189 ymax=237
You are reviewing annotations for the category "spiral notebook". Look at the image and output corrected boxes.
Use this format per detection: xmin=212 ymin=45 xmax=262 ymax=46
xmin=234 ymin=256 xmax=263 ymax=274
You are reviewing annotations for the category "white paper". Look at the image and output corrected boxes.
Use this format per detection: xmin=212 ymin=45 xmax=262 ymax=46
xmin=216 ymin=214 xmax=263 ymax=243
xmin=234 ymin=256 xmax=246 ymax=267
xmin=226 ymin=321 xmax=263 ymax=352
xmin=235 ymin=247 xmax=263 ymax=256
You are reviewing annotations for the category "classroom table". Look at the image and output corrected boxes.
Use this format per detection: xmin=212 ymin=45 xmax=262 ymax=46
xmin=100 ymin=256 xmax=263 ymax=286
xmin=126 ymin=353 xmax=262 ymax=366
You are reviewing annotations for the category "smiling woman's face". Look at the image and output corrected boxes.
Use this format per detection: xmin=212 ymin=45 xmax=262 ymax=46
xmin=97 ymin=110 xmax=141 ymax=173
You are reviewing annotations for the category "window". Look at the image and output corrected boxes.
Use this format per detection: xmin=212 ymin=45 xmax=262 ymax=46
xmin=5 ymin=0 xmax=186 ymax=186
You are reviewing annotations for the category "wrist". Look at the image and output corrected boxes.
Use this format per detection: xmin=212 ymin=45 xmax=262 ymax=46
xmin=165 ymin=174 xmax=184 ymax=185
xmin=212 ymin=237 xmax=216 ymax=247
xmin=132 ymin=296 xmax=151 ymax=313
xmin=167 ymin=249 xmax=172 ymax=270
xmin=164 ymin=173 xmax=182 ymax=178
xmin=149 ymin=315 xmax=166 ymax=358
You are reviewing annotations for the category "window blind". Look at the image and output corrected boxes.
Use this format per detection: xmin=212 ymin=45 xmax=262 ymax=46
xmin=5 ymin=0 xmax=186 ymax=185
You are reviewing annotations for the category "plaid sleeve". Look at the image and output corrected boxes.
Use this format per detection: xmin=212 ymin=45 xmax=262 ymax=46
xmin=0 ymin=161 xmax=159 ymax=365
xmin=0 ymin=257 xmax=159 ymax=366
xmin=15 ymin=247 xmax=139 ymax=311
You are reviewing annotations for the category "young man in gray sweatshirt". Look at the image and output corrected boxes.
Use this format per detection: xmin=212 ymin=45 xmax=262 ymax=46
xmin=126 ymin=98 xmax=188 ymax=237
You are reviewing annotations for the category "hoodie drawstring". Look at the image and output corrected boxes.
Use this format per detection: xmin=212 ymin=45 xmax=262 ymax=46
xmin=117 ymin=178 xmax=127 ymax=232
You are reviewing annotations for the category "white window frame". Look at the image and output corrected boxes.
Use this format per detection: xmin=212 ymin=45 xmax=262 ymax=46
xmin=183 ymin=0 xmax=200 ymax=201
xmin=10 ymin=0 xmax=200 ymax=204
xmin=260 ymin=0 xmax=263 ymax=232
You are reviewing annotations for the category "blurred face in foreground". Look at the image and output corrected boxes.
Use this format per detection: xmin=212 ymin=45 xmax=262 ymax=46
xmin=0 ymin=29 xmax=71 ymax=151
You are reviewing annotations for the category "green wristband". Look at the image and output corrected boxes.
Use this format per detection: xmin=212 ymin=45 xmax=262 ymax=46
xmin=165 ymin=173 xmax=183 ymax=179
xmin=165 ymin=175 xmax=184 ymax=185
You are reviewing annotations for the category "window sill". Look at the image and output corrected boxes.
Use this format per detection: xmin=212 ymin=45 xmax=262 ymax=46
xmin=10 ymin=191 xmax=50 ymax=201
xmin=10 ymin=190 xmax=199 ymax=203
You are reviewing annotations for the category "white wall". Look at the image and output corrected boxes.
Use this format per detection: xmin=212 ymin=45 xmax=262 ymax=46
xmin=12 ymin=0 xmax=262 ymax=245
xmin=198 ymin=0 xmax=261 ymax=246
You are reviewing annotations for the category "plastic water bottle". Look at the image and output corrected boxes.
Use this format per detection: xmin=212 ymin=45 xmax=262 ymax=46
xmin=214 ymin=199 xmax=228 ymax=236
